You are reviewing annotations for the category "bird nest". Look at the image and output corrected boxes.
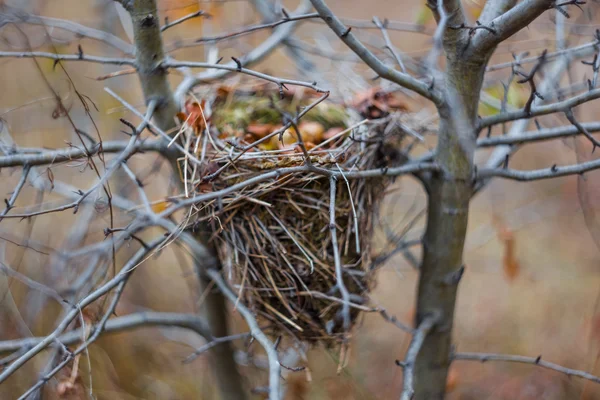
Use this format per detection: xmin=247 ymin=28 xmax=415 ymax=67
xmin=183 ymin=84 xmax=423 ymax=344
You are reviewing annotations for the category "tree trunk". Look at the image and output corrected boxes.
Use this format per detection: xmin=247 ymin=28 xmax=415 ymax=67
xmin=125 ymin=1 xmax=247 ymax=398
xmin=413 ymin=54 xmax=487 ymax=398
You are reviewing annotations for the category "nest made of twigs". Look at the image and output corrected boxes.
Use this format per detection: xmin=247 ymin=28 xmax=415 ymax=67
xmin=185 ymin=85 xmax=422 ymax=345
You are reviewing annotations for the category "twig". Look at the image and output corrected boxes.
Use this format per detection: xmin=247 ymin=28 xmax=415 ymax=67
xmin=161 ymin=10 xmax=208 ymax=32
xmin=479 ymin=87 xmax=600 ymax=128
xmin=453 ymin=352 xmax=600 ymax=384
xmin=329 ymin=176 xmax=351 ymax=331
xmin=372 ymin=16 xmax=406 ymax=73
xmin=0 ymin=51 xmax=135 ymax=66
xmin=194 ymin=12 xmax=320 ymax=43
xmin=0 ymin=139 xmax=165 ymax=168
xmin=476 ymin=121 xmax=600 ymax=146
xmin=0 ymin=236 xmax=165 ymax=384
xmin=397 ymin=311 xmax=441 ymax=400
xmin=308 ymin=0 xmax=441 ymax=104
xmin=205 ymin=268 xmax=281 ymax=400
xmin=477 ymin=157 xmax=600 ymax=181
xmin=0 ymin=166 xmax=30 ymax=218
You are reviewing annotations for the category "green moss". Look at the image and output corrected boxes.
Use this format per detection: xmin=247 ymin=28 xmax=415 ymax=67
xmin=212 ymin=95 xmax=348 ymax=133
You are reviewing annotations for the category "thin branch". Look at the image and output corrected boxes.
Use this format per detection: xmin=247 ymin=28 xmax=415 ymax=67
xmin=161 ymin=10 xmax=208 ymax=32
xmin=164 ymin=59 xmax=326 ymax=93
xmin=205 ymin=268 xmax=281 ymax=400
xmin=1 ymin=9 xmax=134 ymax=54
xmin=14 ymin=311 xmax=211 ymax=398
xmin=477 ymin=157 xmax=600 ymax=181
xmin=486 ymin=40 xmax=599 ymax=72
xmin=471 ymin=0 xmax=555 ymax=54
xmin=479 ymin=87 xmax=600 ymax=128
xmin=0 ymin=236 xmax=165 ymax=384
xmin=0 ymin=51 xmax=135 ymax=66
xmin=453 ymin=352 xmax=600 ymax=384
xmin=194 ymin=12 xmax=320 ymax=43
xmin=174 ymin=1 xmax=312 ymax=100
xmin=329 ymin=176 xmax=351 ymax=331
xmin=477 ymin=121 xmax=600 ymax=146
xmin=0 ymin=166 xmax=30 ymax=217
xmin=0 ymin=139 xmax=165 ymax=168
xmin=308 ymin=0 xmax=441 ymax=103
xmin=397 ymin=311 xmax=441 ymax=400
xmin=372 ymin=16 xmax=406 ymax=73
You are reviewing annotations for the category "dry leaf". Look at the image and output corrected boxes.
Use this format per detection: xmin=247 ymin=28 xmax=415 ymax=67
xmin=495 ymin=220 xmax=520 ymax=281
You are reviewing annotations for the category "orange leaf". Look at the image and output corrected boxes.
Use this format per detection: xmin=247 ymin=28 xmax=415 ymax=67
xmin=151 ymin=200 xmax=170 ymax=213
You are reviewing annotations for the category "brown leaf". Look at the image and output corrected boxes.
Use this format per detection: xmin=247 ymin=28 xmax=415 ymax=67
xmin=247 ymin=123 xmax=275 ymax=138
xmin=495 ymin=220 xmax=520 ymax=282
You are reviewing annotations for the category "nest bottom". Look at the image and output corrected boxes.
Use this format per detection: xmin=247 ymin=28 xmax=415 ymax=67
xmin=208 ymin=171 xmax=382 ymax=344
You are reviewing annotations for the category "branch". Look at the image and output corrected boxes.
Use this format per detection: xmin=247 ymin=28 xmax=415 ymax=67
xmin=161 ymin=10 xmax=208 ymax=32
xmin=471 ymin=0 xmax=554 ymax=53
xmin=1 ymin=8 xmax=134 ymax=54
xmin=0 ymin=311 xmax=210 ymax=354
xmin=193 ymin=12 xmax=320 ymax=43
xmin=165 ymin=59 xmax=326 ymax=93
xmin=328 ymin=176 xmax=351 ymax=331
xmin=174 ymin=1 xmax=312 ymax=101
xmin=477 ymin=157 xmax=600 ymax=181
xmin=0 ymin=236 xmax=165 ymax=384
xmin=372 ymin=16 xmax=406 ymax=73
xmin=453 ymin=352 xmax=600 ymax=384
xmin=397 ymin=311 xmax=441 ymax=400
xmin=477 ymin=122 xmax=600 ymax=146
xmin=0 ymin=51 xmax=135 ymax=66
xmin=308 ymin=0 xmax=441 ymax=103
xmin=205 ymin=268 xmax=281 ymax=400
xmin=486 ymin=40 xmax=599 ymax=72
xmin=0 ymin=139 xmax=165 ymax=168
xmin=0 ymin=165 xmax=30 ymax=217
xmin=479 ymin=88 xmax=600 ymax=128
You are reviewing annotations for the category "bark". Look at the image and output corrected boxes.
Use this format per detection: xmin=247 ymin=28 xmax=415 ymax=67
xmin=124 ymin=1 xmax=247 ymax=398
xmin=412 ymin=33 xmax=490 ymax=399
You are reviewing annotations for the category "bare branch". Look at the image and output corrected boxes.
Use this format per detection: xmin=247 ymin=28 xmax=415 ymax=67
xmin=165 ymin=59 xmax=326 ymax=93
xmin=161 ymin=9 xmax=208 ymax=32
xmin=477 ymin=157 xmax=600 ymax=181
xmin=206 ymin=268 xmax=281 ymax=400
xmin=477 ymin=122 xmax=600 ymax=146
xmin=372 ymin=16 xmax=406 ymax=73
xmin=0 ymin=139 xmax=165 ymax=168
xmin=479 ymin=87 xmax=600 ymax=128
xmin=0 ymin=8 xmax=134 ymax=54
xmin=328 ymin=176 xmax=351 ymax=331
xmin=174 ymin=1 xmax=313 ymax=101
xmin=471 ymin=0 xmax=554 ymax=53
xmin=194 ymin=12 xmax=320 ymax=43
xmin=0 ymin=235 xmax=166 ymax=384
xmin=0 ymin=51 xmax=135 ymax=66
xmin=0 ymin=165 xmax=30 ymax=217
xmin=308 ymin=0 xmax=442 ymax=103
xmin=397 ymin=311 xmax=441 ymax=400
xmin=486 ymin=40 xmax=599 ymax=72
xmin=453 ymin=352 xmax=600 ymax=384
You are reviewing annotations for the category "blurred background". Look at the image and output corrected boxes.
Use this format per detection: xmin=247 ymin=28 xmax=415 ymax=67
xmin=1 ymin=0 xmax=600 ymax=399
